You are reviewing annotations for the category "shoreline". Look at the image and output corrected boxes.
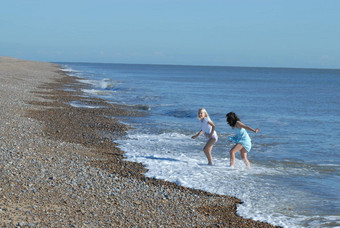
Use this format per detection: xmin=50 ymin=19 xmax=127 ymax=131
xmin=0 ymin=57 xmax=279 ymax=227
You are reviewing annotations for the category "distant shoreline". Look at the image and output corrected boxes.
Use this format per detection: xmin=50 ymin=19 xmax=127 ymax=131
xmin=54 ymin=60 xmax=340 ymax=71
xmin=0 ymin=57 xmax=279 ymax=227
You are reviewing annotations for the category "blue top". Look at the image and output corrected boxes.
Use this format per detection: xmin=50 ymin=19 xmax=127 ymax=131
xmin=228 ymin=127 xmax=252 ymax=152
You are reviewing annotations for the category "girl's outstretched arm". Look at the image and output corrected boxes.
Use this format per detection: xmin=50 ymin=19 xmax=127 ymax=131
xmin=236 ymin=121 xmax=260 ymax=133
xmin=192 ymin=130 xmax=203 ymax=139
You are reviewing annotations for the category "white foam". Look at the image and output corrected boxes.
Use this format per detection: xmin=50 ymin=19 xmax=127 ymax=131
xmin=116 ymin=131 xmax=334 ymax=227
xmin=100 ymin=78 xmax=115 ymax=89
xmin=78 ymin=78 xmax=116 ymax=90
xmin=78 ymin=79 xmax=94 ymax=85
xmin=69 ymin=101 xmax=104 ymax=109
xmin=82 ymin=89 xmax=116 ymax=96
xmin=60 ymin=68 xmax=80 ymax=73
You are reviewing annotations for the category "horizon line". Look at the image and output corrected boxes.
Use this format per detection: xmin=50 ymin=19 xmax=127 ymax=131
xmin=52 ymin=60 xmax=340 ymax=71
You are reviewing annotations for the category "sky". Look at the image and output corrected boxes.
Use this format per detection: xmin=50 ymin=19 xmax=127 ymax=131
xmin=1 ymin=0 xmax=340 ymax=69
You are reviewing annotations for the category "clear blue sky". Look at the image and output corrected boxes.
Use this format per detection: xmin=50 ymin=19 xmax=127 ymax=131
xmin=1 ymin=0 xmax=339 ymax=69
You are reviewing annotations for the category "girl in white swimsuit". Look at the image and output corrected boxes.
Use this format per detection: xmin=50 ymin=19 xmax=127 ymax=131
xmin=192 ymin=108 xmax=218 ymax=165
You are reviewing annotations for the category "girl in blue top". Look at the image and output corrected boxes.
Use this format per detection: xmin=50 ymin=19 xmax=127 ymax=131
xmin=226 ymin=112 xmax=259 ymax=168
xmin=192 ymin=108 xmax=218 ymax=165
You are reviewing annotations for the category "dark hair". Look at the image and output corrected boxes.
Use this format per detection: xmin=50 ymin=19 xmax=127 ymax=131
xmin=226 ymin=112 xmax=240 ymax=127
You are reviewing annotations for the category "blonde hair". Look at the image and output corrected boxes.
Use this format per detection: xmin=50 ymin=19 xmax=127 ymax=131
xmin=197 ymin=108 xmax=209 ymax=119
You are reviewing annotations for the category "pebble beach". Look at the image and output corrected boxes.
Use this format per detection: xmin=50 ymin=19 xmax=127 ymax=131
xmin=0 ymin=57 xmax=279 ymax=227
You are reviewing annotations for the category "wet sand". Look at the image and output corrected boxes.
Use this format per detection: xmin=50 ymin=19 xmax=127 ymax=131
xmin=0 ymin=57 xmax=279 ymax=227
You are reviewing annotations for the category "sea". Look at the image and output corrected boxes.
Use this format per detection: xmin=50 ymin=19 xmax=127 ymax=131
xmin=58 ymin=62 xmax=340 ymax=228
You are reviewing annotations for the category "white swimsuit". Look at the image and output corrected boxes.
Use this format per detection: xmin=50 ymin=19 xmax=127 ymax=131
xmin=201 ymin=117 xmax=218 ymax=141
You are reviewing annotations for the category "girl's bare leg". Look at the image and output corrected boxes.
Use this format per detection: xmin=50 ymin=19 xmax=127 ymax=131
xmin=229 ymin=144 xmax=244 ymax=167
xmin=203 ymin=138 xmax=216 ymax=165
xmin=240 ymin=148 xmax=250 ymax=168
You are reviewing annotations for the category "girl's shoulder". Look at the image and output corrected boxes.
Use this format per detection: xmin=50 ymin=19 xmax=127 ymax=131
xmin=235 ymin=121 xmax=243 ymax=128
xmin=204 ymin=117 xmax=211 ymax=122
xmin=200 ymin=117 xmax=210 ymax=123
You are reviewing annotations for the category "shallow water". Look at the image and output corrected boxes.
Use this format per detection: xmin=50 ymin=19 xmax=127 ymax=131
xmin=59 ymin=63 xmax=340 ymax=227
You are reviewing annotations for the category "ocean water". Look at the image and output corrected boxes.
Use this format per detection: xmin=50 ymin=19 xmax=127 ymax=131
xmin=59 ymin=62 xmax=340 ymax=228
